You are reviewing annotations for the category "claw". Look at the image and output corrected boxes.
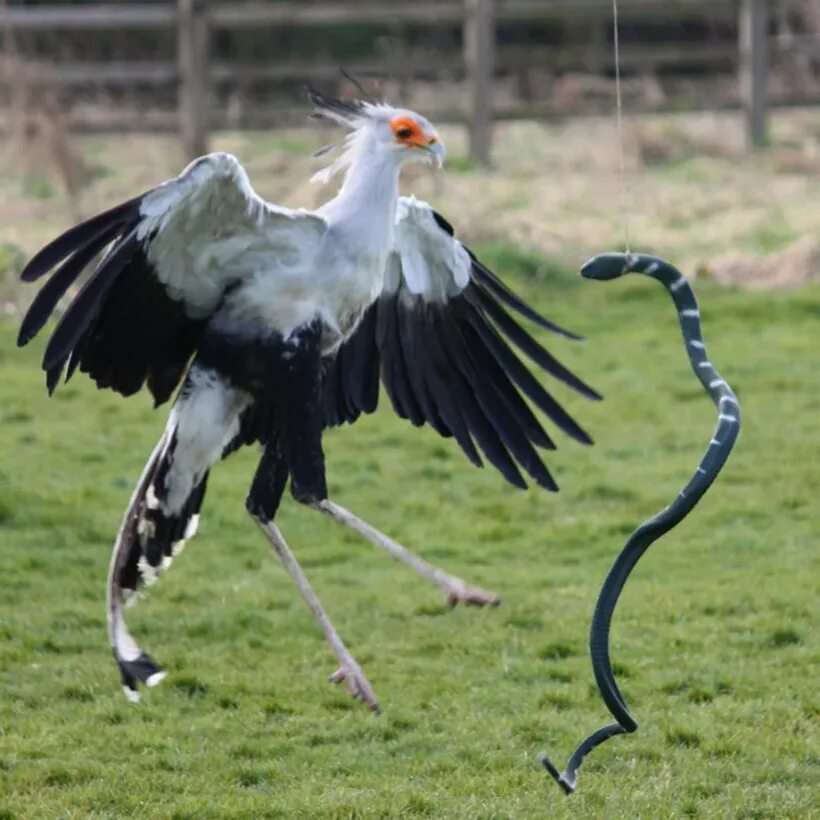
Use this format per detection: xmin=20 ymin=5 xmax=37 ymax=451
xmin=329 ymin=663 xmax=380 ymax=711
xmin=445 ymin=583 xmax=501 ymax=608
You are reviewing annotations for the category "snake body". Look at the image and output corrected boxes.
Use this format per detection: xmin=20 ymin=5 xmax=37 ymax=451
xmin=539 ymin=252 xmax=741 ymax=794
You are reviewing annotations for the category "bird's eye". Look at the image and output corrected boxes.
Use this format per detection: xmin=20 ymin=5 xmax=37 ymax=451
xmin=396 ymin=127 xmax=413 ymax=139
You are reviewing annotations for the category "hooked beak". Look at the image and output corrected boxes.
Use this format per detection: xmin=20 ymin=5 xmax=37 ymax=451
xmin=426 ymin=138 xmax=445 ymax=168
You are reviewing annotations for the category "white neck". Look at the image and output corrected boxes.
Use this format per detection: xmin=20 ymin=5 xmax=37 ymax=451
xmin=317 ymin=129 xmax=402 ymax=246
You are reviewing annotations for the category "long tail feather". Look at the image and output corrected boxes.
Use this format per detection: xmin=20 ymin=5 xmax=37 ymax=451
xmin=107 ymin=436 xmax=170 ymax=702
xmin=106 ymin=425 xmax=207 ymax=702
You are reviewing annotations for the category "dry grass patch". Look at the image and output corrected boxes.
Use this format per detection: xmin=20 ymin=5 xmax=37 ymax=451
xmin=2 ymin=108 xmax=820 ymax=316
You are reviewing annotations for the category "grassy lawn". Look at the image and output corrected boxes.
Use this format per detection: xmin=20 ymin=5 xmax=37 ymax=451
xmin=0 ymin=244 xmax=817 ymax=817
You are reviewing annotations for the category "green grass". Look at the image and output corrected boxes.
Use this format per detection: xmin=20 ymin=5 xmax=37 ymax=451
xmin=1 ymin=255 xmax=818 ymax=818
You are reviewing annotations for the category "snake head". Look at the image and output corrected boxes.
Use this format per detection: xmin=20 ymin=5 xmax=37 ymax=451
xmin=580 ymin=253 xmax=633 ymax=280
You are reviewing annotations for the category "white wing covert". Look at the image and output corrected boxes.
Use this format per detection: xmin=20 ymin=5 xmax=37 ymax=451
xmin=322 ymin=196 xmax=601 ymax=490
xmin=18 ymin=152 xmax=326 ymax=403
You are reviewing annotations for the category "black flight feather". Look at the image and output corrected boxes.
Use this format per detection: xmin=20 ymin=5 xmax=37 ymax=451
xmin=397 ymin=300 xmax=450 ymax=436
xmin=458 ymin=300 xmax=556 ymax=450
xmin=469 ymin=257 xmax=583 ymax=341
xmin=20 ymin=196 xmax=141 ymax=282
xmin=424 ymin=309 xmax=483 ymax=467
xmin=320 ymin=306 xmax=380 ymax=428
xmin=17 ymin=222 xmax=125 ymax=347
xmin=376 ymin=294 xmax=425 ymax=426
xmin=443 ymin=311 xmax=556 ymax=490
xmin=463 ymin=303 xmax=594 ymax=446
xmin=77 ymin=248 xmax=205 ymax=403
xmin=428 ymin=211 xmax=580 ymax=342
xmin=321 ymin=354 xmax=344 ymax=427
xmin=42 ymin=229 xmax=139 ymax=377
xmin=435 ymin=315 xmax=527 ymax=489
xmin=472 ymin=285 xmax=601 ymax=401
xmin=341 ymin=305 xmax=379 ymax=419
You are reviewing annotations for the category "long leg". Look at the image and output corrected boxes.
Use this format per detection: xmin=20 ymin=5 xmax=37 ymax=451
xmin=310 ymin=499 xmax=501 ymax=607
xmin=275 ymin=321 xmax=498 ymax=606
xmin=245 ymin=324 xmax=377 ymax=709
xmin=250 ymin=512 xmax=378 ymax=710
xmin=247 ymin=447 xmax=378 ymax=709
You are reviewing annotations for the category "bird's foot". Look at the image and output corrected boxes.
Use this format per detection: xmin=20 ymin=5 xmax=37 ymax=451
xmin=445 ymin=581 xmax=501 ymax=608
xmin=329 ymin=660 xmax=379 ymax=711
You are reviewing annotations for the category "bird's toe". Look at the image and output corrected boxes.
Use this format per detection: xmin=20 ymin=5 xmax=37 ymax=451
xmin=329 ymin=663 xmax=379 ymax=711
xmin=445 ymin=584 xmax=501 ymax=608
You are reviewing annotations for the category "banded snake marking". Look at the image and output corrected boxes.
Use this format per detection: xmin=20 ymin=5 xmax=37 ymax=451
xmin=539 ymin=252 xmax=741 ymax=794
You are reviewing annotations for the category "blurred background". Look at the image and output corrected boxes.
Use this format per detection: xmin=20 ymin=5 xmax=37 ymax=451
xmin=2 ymin=0 xmax=820 ymax=303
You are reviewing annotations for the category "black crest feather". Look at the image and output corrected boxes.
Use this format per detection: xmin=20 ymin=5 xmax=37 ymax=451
xmin=306 ymin=87 xmax=370 ymax=125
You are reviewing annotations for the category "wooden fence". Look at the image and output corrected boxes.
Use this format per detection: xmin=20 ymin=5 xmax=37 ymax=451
xmin=0 ymin=0 xmax=781 ymax=162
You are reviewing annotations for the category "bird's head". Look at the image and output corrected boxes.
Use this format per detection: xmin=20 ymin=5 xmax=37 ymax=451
xmin=307 ymin=88 xmax=445 ymax=180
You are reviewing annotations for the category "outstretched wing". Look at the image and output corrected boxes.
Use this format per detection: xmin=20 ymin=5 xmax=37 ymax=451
xmin=18 ymin=152 xmax=326 ymax=404
xmin=322 ymin=196 xmax=600 ymax=491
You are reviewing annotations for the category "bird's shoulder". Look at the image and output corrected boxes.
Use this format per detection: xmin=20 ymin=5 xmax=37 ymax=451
xmin=133 ymin=153 xmax=329 ymax=317
xmin=139 ymin=151 xmax=328 ymax=243
xmin=389 ymin=195 xmax=472 ymax=300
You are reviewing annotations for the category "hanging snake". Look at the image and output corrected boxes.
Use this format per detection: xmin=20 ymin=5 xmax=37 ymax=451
xmin=539 ymin=252 xmax=741 ymax=794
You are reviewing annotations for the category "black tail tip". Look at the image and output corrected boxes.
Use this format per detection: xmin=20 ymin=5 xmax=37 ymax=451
xmin=117 ymin=651 xmax=166 ymax=702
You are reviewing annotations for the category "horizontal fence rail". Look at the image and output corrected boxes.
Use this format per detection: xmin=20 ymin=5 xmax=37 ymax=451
xmin=0 ymin=0 xmax=784 ymax=160
xmin=0 ymin=0 xmax=739 ymax=29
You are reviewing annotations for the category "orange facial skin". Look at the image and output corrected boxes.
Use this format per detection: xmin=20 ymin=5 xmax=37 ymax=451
xmin=390 ymin=116 xmax=438 ymax=149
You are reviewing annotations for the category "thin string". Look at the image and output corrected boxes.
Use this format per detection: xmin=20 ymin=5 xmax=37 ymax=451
xmin=612 ymin=0 xmax=631 ymax=252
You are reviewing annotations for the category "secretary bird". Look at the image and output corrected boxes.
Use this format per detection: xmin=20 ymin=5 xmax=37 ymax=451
xmin=18 ymin=89 xmax=600 ymax=710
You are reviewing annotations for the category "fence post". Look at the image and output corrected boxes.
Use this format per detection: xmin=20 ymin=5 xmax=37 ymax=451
xmin=178 ymin=0 xmax=209 ymax=158
xmin=739 ymin=0 xmax=768 ymax=149
xmin=464 ymin=0 xmax=495 ymax=165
